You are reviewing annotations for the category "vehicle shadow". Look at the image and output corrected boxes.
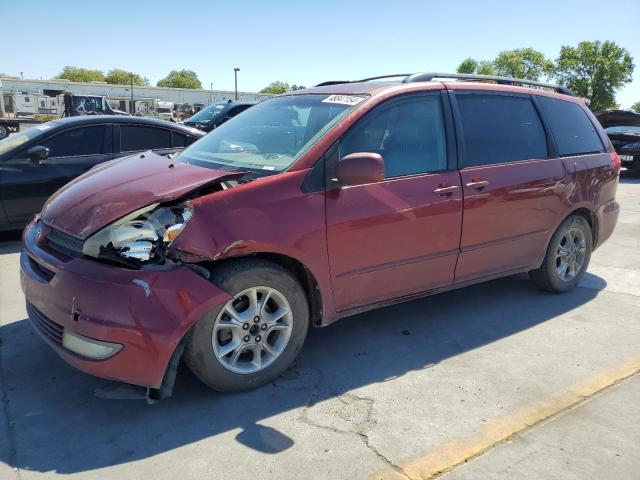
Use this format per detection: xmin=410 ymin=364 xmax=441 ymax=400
xmin=0 ymin=273 xmax=603 ymax=474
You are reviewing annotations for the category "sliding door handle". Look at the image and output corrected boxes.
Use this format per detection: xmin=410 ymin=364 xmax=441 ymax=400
xmin=465 ymin=180 xmax=489 ymax=190
xmin=433 ymin=185 xmax=459 ymax=196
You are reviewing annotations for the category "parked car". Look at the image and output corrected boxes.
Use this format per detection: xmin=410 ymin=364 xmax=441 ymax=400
xmin=183 ymin=100 xmax=254 ymax=132
xmin=21 ymin=73 xmax=620 ymax=400
xmin=594 ymin=109 xmax=640 ymax=174
xmin=0 ymin=115 xmax=204 ymax=230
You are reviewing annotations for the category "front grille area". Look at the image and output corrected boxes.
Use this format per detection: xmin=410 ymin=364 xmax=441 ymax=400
xmin=27 ymin=302 xmax=64 ymax=345
xmin=45 ymin=228 xmax=85 ymax=258
xmin=27 ymin=255 xmax=55 ymax=282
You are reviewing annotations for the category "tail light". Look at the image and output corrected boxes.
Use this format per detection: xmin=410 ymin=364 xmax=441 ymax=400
xmin=610 ymin=151 xmax=621 ymax=172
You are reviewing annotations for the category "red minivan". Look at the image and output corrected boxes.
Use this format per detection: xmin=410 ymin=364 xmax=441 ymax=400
xmin=21 ymin=73 xmax=620 ymax=398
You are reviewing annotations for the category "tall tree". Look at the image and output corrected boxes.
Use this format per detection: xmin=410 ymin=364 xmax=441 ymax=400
xmin=476 ymin=61 xmax=496 ymax=76
xmin=631 ymin=102 xmax=640 ymax=114
xmin=260 ymin=81 xmax=290 ymax=94
xmin=456 ymin=58 xmax=496 ymax=76
xmin=553 ymin=40 xmax=634 ymax=110
xmin=457 ymin=58 xmax=478 ymax=74
xmin=157 ymin=69 xmax=202 ymax=89
xmin=105 ymin=69 xmax=149 ymax=86
xmin=55 ymin=66 xmax=105 ymax=83
xmin=493 ymin=48 xmax=554 ymax=80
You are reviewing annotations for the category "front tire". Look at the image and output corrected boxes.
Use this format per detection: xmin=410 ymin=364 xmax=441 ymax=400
xmin=0 ymin=125 xmax=8 ymax=140
xmin=184 ymin=258 xmax=309 ymax=392
xmin=529 ymin=214 xmax=592 ymax=293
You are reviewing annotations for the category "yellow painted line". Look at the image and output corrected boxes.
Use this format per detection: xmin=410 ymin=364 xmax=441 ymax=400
xmin=370 ymin=356 xmax=640 ymax=480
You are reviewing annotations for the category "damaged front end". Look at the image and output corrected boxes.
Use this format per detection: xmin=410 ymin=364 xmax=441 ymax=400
xmin=82 ymin=202 xmax=194 ymax=268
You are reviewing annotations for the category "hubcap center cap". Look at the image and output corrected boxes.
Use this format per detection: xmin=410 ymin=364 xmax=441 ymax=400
xmin=249 ymin=324 xmax=260 ymax=335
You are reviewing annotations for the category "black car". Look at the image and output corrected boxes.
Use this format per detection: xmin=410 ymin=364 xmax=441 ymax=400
xmin=595 ymin=110 xmax=640 ymax=173
xmin=0 ymin=115 xmax=205 ymax=231
xmin=183 ymin=100 xmax=254 ymax=132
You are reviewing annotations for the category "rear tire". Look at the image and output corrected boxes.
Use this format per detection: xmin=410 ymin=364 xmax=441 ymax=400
xmin=184 ymin=258 xmax=309 ymax=392
xmin=529 ymin=214 xmax=592 ymax=293
xmin=0 ymin=125 xmax=8 ymax=140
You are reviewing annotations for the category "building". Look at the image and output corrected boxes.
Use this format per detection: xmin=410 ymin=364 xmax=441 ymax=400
xmin=0 ymin=77 xmax=272 ymax=117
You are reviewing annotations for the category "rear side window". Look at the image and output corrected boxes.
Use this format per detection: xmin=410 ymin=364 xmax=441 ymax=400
xmin=340 ymin=94 xmax=447 ymax=178
xmin=457 ymin=94 xmax=547 ymax=167
xmin=172 ymin=132 xmax=187 ymax=148
xmin=537 ymin=97 xmax=604 ymax=156
xmin=121 ymin=125 xmax=171 ymax=152
xmin=42 ymin=126 xmax=107 ymax=157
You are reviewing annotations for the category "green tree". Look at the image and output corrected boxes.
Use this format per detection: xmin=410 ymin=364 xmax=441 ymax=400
xmin=457 ymin=58 xmax=479 ymax=74
xmin=290 ymin=84 xmax=307 ymax=91
xmin=493 ymin=48 xmax=554 ymax=80
xmin=157 ymin=69 xmax=202 ymax=89
xmin=476 ymin=60 xmax=496 ymax=76
xmin=553 ymin=40 xmax=634 ymax=110
xmin=54 ymin=66 xmax=105 ymax=83
xmin=630 ymin=101 xmax=640 ymax=114
xmin=456 ymin=58 xmax=496 ymax=76
xmin=105 ymin=69 xmax=149 ymax=86
xmin=260 ymin=81 xmax=290 ymax=94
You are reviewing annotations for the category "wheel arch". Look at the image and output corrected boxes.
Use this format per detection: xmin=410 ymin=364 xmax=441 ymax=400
xmin=566 ymin=206 xmax=599 ymax=248
xmin=198 ymin=252 xmax=324 ymax=328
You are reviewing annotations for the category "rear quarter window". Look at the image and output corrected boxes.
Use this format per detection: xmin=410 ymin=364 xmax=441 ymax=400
xmin=537 ymin=97 xmax=604 ymax=156
xmin=456 ymin=94 xmax=548 ymax=167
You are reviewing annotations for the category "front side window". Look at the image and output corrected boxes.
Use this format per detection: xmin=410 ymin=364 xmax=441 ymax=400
xmin=339 ymin=94 xmax=447 ymax=178
xmin=537 ymin=97 xmax=604 ymax=156
xmin=179 ymin=95 xmax=360 ymax=172
xmin=121 ymin=125 xmax=171 ymax=152
xmin=42 ymin=126 xmax=107 ymax=157
xmin=457 ymin=94 xmax=547 ymax=167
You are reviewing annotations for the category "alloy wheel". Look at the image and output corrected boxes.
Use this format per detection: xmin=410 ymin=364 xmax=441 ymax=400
xmin=212 ymin=286 xmax=293 ymax=374
xmin=555 ymin=227 xmax=587 ymax=281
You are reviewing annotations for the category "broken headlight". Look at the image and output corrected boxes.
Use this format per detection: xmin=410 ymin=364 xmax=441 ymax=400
xmin=82 ymin=203 xmax=193 ymax=265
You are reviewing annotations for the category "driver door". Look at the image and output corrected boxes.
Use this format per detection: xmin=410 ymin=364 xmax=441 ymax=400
xmin=0 ymin=124 xmax=113 ymax=225
xmin=325 ymin=93 xmax=463 ymax=312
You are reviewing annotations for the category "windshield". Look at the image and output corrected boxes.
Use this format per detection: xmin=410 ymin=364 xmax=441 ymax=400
xmin=178 ymin=94 xmax=363 ymax=172
xmin=605 ymin=125 xmax=640 ymax=136
xmin=0 ymin=124 xmax=54 ymax=155
xmin=187 ymin=104 xmax=227 ymax=123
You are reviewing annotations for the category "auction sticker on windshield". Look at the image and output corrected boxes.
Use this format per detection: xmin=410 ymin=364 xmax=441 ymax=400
xmin=322 ymin=95 xmax=364 ymax=106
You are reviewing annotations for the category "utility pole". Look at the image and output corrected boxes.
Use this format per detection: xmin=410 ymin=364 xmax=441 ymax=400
xmin=234 ymin=68 xmax=240 ymax=101
xmin=210 ymin=82 xmax=213 ymax=104
xmin=130 ymin=74 xmax=134 ymax=113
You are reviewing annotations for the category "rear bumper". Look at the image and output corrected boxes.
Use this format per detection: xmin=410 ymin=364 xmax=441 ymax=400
xmin=594 ymin=199 xmax=620 ymax=250
xmin=20 ymin=219 xmax=231 ymax=388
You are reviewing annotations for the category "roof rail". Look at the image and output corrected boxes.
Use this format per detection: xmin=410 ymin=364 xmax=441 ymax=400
xmin=402 ymin=72 xmax=575 ymax=96
xmin=314 ymin=74 xmax=410 ymax=87
xmin=357 ymin=74 xmax=412 ymax=82
xmin=314 ymin=80 xmax=351 ymax=87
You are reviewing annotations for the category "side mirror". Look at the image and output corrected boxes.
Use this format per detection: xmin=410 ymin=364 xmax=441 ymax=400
xmin=335 ymin=152 xmax=385 ymax=187
xmin=28 ymin=146 xmax=50 ymax=167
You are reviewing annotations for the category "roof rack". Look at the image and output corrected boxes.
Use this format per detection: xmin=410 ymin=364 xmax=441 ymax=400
xmin=315 ymin=72 xmax=575 ymax=96
xmin=314 ymin=74 xmax=410 ymax=87
xmin=314 ymin=80 xmax=352 ymax=87
xmin=403 ymin=72 xmax=575 ymax=96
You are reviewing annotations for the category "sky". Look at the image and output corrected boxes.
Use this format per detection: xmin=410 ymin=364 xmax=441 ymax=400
xmin=3 ymin=0 xmax=639 ymax=107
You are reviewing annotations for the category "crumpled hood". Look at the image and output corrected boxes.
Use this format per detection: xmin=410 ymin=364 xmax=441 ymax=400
xmin=41 ymin=152 xmax=236 ymax=239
